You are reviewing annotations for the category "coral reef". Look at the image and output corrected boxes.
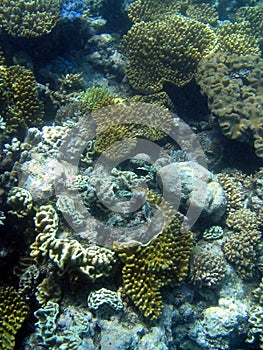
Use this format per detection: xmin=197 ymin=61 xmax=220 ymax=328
xmin=196 ymin=52 xmax=263 ymax=157
xmin=7 ymin=187 xmax=33 ymax=219
xmin=31 ymin=204 xmax=117 ymax=280
xmin=0 ymin=286 xmax=28 ymax=350
xmin=113 ymin=213 xmax=192 ymax=320
xmin=87 ymin=288 xmax=123 ymax=312
xmin=202 ymin=225 xmax=224 ymax=241
xmin=223 ymin=208 xmax=262 ymax=279
xmin=188 ymin=249 xmax=227 ymax=288
xmin=0 ymin=65 xmax=44 ymax=135
xmin=121 ymin=15 xmax=218 ymax=92
xmin=0 ymin=0 xmax=61 ymax=37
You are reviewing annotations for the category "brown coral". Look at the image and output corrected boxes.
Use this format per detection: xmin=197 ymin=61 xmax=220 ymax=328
xmin=0 ymin=65 xmax=44 ymax=135
xmin=113 ymin=213 xmax=192 ymax=320
xmin=0 ymin=0 xmax=60 ymax=37
xmin=0 ymin=286 xmax=28 ymax=350
xmin=196 ymin=52 xmax=263 ymax=157
xmin=223 ymin=208 xmax=261 ymax=279
xmin=121 ymin=15 xmax=218 ymax=92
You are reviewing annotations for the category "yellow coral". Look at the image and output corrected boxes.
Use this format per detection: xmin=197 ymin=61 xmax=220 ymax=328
xmin=0 ymin=65 xmax=44 ymax=134
xmin=186 ymin=3 xmax=218 ymax=25
xmin=113 ymin=210 xmax=192 ymax=319
xmin=0 ymin=0 xmax=60 ymax=37
xmin=0 ymin=286 xmax=28 ymax=350
xmin=121 ymin=15 xmax=218 ymax=92
xmin=217 ymin=22 xmax=260 ymax=55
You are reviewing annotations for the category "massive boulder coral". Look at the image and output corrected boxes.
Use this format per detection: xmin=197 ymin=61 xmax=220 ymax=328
xmin=0 ymin=0 xmax=61 ymax=37
xmin=196 ymin=52 xmax=263 ymax=157
xmin=120 ymin=15 xmax=218 ymax=92
xmin=113 ymin=213 xmax=192 ymax=320
xmin=0 ymin=65 xmax=44 ymax=135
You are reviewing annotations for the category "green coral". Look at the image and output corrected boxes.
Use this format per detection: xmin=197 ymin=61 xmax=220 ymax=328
xmin=121 ymin=14 xmax=218 ymax=93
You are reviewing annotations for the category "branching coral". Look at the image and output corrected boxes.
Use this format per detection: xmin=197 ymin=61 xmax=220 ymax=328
xmin=0 ymin=286 xmax=28 ymax=350
xmin=223 ymin=208 xmax=261 ymax=279
xmin=121 ymin=15 xmax=218 ymax=92
xmin=0 ymin=65 xmax=44 ymax=135
xmin=0 ymin=0 xmax=61 ymax=37
xmin=113 ymin=212 xmax=192 ymax=320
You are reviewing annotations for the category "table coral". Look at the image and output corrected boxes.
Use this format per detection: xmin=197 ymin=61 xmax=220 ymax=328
xmin=121 ymin=15 xmax=218 ymax=92
xmin=0 ymin=286 xmax=28 ymax=350
xmin=235 ymin=5 xmax=263 ymax=45
xmin=0 ymin=0 xmax=61 ymax=37
xmin=113 ymin=213 xmax=192 ymax=320
xmin=196 ymin=52 xmax=263 ymax=157
xmin=0 ymin=65 xmax=44 ymax=135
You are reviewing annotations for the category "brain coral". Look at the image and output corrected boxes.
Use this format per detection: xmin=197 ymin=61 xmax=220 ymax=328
xmin=0 ymin=0 xmax=61 ymax=37
xmin=0 ymin=286 xmax=28 ymax=350
xmin=121 ymin=15 xmax=218 ymax=92
xmin=196 ymin=52 xmax=263 ymax=157
xmin=0 ymin=65 xmax=44 ymax=135
xmin=113 ymin=212 xmax=192 ymax=320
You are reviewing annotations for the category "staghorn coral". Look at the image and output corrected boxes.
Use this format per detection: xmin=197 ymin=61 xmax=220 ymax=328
xmin=113 ymin=213 xmax=192 ymax=320
xmin=0 ymin=65 xmax=44 ymax=135
xmin=188 ymin=249 xmax=226 ymax=288
xmin=217 ymin=22 xmax=260 ymax=55
xmin=223 ymin=208 xmax=262 ymax=279
xmin=0 ymin=0 xmax=61 ymax=37
xmin=0 ymin=286 xmax=28 ymax=350
xmin=121 ymin=15 xmax=218 ymax=93
xmin=196 ymin=52 xmax=263 ymax=157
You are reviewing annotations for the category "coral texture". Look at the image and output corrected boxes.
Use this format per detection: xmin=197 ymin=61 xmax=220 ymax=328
xmin=0 ymin=286 xmax=28 ymax=350
xmin=121 ymin=15 xmax=218 ymax=92
xmin=0 ymin=65 xmax=44 ymax=134
xmin=113 ymin=213 xmax=192 ymax=320
xmin=0 ymin=0 xmax=61 ymax=37
xmin=196 ymin=52 xmax=263 ymax=157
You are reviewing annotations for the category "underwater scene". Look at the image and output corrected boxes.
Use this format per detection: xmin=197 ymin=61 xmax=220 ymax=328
xmin=1 ymin=0 xmax=263 ymax=349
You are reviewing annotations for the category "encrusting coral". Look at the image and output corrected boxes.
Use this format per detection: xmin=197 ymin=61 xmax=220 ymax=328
xmin=120 ymin=14 xmax=218 ymax=92
xmin=0 ymin=286 xmax=28 ymax=350
xmin=0 ymin=0 xmax=61 ymax=37
xmin=113 ymin=207 xmax=192 ymax=320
